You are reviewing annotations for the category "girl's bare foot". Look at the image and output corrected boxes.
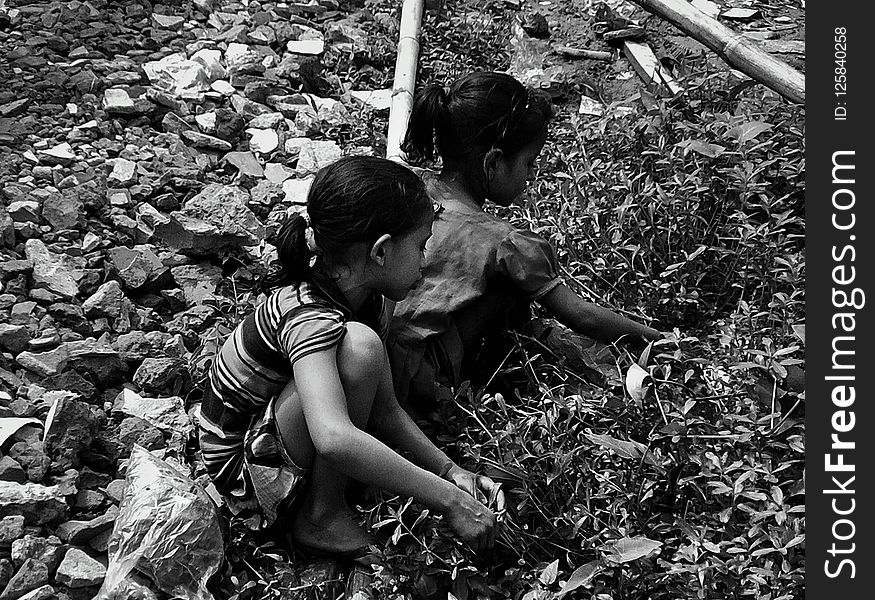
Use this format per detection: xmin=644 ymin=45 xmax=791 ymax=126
xmin=290 ymin=500 xmax=376 ymax=554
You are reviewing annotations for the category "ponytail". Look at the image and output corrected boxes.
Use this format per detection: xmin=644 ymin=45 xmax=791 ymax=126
xmin=401 ymin=84 xmax=449 ymax=164
xmin=403 ymin=72 xmax=553 ymax=169
xmin=261 ymin=213 xmax=311 ymax=292
xmin=261 ymin=156 xmax=430 ymax=294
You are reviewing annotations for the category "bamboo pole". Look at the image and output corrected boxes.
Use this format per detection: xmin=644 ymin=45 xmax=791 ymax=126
xmin=386 ymin=0 xmax=425 ymax=163
xmin=629 ymin=0 xmax=804 ymax=104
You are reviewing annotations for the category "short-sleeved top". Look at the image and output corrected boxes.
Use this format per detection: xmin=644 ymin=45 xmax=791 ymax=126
xmin=388 ymin=176 xmax=561 ymax=401
xmin=199 ymin=271 xmax=388 ymax=443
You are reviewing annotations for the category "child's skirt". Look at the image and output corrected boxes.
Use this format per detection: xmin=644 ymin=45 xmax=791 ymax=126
xmin=197 ymin=394 xmax=308 ymax=529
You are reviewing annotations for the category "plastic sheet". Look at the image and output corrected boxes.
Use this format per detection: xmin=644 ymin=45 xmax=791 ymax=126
xmin=97 ymin=445 xmax=224 ymax=600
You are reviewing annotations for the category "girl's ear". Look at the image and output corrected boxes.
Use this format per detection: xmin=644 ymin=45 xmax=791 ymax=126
xmin=483 ymin=147 xmax=503 ymax=181
xmin=369 ymin=233 xmax=393 ymax=266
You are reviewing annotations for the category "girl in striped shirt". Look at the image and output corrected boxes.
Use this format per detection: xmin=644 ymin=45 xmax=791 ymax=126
xmin=197 ymin=156 xmax=504 ymax=561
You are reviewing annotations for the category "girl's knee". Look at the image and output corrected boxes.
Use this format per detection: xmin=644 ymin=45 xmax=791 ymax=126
xmin=337 ymin=322 xmax=384 ymax=383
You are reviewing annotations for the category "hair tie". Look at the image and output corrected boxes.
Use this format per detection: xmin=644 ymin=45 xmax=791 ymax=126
xmin=304 ymin=226 xmax=317 ymax=254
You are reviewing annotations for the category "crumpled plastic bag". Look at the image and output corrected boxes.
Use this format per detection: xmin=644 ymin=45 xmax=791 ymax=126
xmin=96 ymin=445 xmax=225 ymax=600
xmin=507 ymin=19 xmax=567 ymax=99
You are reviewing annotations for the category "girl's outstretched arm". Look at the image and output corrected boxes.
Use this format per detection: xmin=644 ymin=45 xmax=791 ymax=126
xmin=368 ymin=354 xmax=505 ymax=513
xmin=293 ymin=347 xmax=497 ymax=551
xmin=537 ymin=283 xmax=662 ymax=344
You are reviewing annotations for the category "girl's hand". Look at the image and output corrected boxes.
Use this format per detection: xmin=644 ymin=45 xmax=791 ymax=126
xmin=445 ymin=488 xmax=497 ymax=553
xmin=444 ymin=465 xmax=506 ymax=517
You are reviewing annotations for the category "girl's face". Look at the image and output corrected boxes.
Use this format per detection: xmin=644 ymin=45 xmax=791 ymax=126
xmin=376 ymin=213 xmax=434 ymax=301
xmin=489 ymin=131 xmax=547 ymax=207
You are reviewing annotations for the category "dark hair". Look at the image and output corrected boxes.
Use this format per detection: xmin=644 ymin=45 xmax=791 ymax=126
xmin=402 ymin=71 xmax=553 ymax=167
xmin=263 ymin=155 xmax=430 ymax=290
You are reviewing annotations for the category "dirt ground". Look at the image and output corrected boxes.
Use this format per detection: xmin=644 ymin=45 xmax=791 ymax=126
xmin=502 ymin=0 xmax=804 ymax=106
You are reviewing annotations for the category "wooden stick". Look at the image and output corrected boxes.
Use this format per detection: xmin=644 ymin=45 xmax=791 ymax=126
xmin=386 ymin=0 xmax=425 ymax=163
xmin=556 ymin=45 xmax=614 ymax=61
xmin=628 ymin=0 xmax=804 ymax=103
xmin=623 ymin=40 xmax=684 ymax=97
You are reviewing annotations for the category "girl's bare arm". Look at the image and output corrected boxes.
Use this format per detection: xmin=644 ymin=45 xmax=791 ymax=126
xmin=537 ymin=283 xmax=662 ymax=344
xmin=293 ymin=348 xmax=496 ymax=550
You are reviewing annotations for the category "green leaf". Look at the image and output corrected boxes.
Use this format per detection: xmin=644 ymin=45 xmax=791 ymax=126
xmin=556 ymin=561 xmax=602 ymax=598
xmin=601 ymin=536 xmax=663 ymax=564
xmin=675 ymin=139 xmax=726 ymax=158
xmin=625 ymin=363 xmax=651 ymax=402
xmin=725 ymin=121 xmax=773 ymax=144
xmin=539 ymin=559 xmax=559 ymax=585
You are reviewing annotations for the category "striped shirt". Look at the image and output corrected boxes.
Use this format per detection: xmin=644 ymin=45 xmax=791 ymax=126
xmin=198 ymin=275 xmax=388 ymax=493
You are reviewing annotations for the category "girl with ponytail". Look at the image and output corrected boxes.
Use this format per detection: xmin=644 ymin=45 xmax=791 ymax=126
xmin=198 ymin=156 xmax=504 ymax=562
xmin=389 ymin=72 xmax=663 ymax=410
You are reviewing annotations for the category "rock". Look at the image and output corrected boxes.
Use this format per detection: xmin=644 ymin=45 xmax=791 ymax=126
xmin=246 ymin=128 xmax=279 ymax=154
xmin=108 ymin=245 xmax=166 ymax=290
xmin=74 ymin=489 xmax=104 ymax=511
xmin=6 ymin=443 xmax=49 ymax=484
xmin=180 ymin=130 xmax=233 ymax=151
xmin=155 ymin=184 xmax=265 ymax=255
xmin=88 ymin=529 xmax=112 ymax=554
xmin=0 ymin=516 xmax=25 ymax=545
xmin=37 ymin=143 xmax=75 ymax=166
xmin=0 ymin=208 xmax=15 ymax=247
xmin=102 ymin=88 xmax=135 ymax=114
xmin=54 ymin=506 xmax=118 ymax=545
xmin=64 ymin=339 xmax=127 ymax=387
xmin=43 ymin=394 xmax=99 ymax=470
xmin=152 ymin=14 xmax=184 ymax=30
xmin=143 ymin=54 xmax=210 ymax=100
xmin=15 ymin=345 xmax=69 ymax=378
xmin=350 ymin=89 xmax=393 ymax=111
xmin=15 ymin=586 xmax=54 ymax=600
xmin=0 ymin=324 xmax=30 ymax=355
xmin=283 ymin=176 xmax=314 ymax=205
xmin=118 ymin=416 xmax=165 ymax=453
xmin=113 ymin=389 xmax=191 ymax=435
xmin=287 ymin=39 xmax=325 ymax=55
xmin=224 ymin=151 xmax=264 ymax=178
xmin=104 ymin=479 xmax=127 ymax=504
xmin=0 ymin=561 xmax=9 ymax=597
xmin=42 ymin=193 xmax=83 ymax=231
xmin=214 ymin=108 xmax=246 ymax=142
xmin=24 ymin=240 xmax=82 ymax=298
xmin=522 ymin=11 xmax=550 ymax=38
xmin=0 ymin=558 xmax=48 ymax=600
xmin=191 ymin=49 xmax=225 ymax=81
xmin=210 ymin=80 xmax=236 ymax=96
xmin=0 ymin=482 xmax=68 ymax=525
xmin=194 ymin=111 xmax=217 ymax=134
xmin=296 ymin=140 xmax=341 ymax=175
xmin=170 ymin=264 xmax=222 ymax=306
xmin=132 ymin=357 xmax=186 ymax=392
xmin=294 ymin=105 xmax=321 ymax=136
xmin=161 ymin=112 xmax=193 ymax=135
xmin=10 ymin=536 xmax=62 ymax=573
xmin=250 ymin=180 xmax=284 ymax=208
xmin=0 ymin=458 xmax=26 ymax=485
xmin=54 ymin=548 xmax=105 ymax=589
xmin=82 ymin=281 xmax=126 ymax=319
xmin=107 ymin=158 xmax=137 ymax=186
xmin=264 ymin=163 xmax=296 ymax=184
xmin=6 ymin=201 xmax=40 ymax=224
xmin=230 ymin=94 xmax=273 ymax=120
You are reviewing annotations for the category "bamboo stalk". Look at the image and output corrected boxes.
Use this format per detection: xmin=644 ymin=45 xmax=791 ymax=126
xmin=629 ymin=0 xmax=804 ymax=103
xmin=386 ymin=0 xmax=425 ymax=163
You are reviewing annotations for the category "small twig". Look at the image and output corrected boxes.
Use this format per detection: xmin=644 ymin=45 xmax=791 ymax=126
xmin=651 ymin=382 xmax=669 ymax=426
xmin=768 ymin=396 xmax=803 ymax=435
xmin=769 ymin=377 xmax=777 ymax=429
xmin=556 ymin=45 xmax=614 ymax=61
